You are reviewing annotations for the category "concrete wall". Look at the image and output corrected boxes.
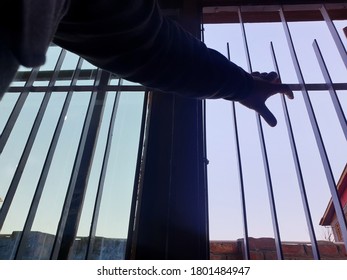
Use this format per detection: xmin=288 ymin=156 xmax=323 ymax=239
xmin=0 ymin=232 xmax=126 ymax=260
xmin=1 ymin=232 xmax=346 ymax=260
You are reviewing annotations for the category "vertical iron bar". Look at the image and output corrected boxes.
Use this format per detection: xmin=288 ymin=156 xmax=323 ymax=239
xmin=312 ymin=39 xmax=347 ymax=140
xmin=239 ymin=7 xmax=284 ymax=260
xmin=198 ymin=98 xmax=210 ymax=260
xmin=51 ymin=69 xmax=110 ymax=259
xmin=125 ymin=91 xmax=150 ymax=260
xmin=227 ymin=42 xmax=250 ymax=260
xmin=237 ymin=8 xmax=252 ymax=73
xmin=0 ymin=50 xmax=66 ymax=233
xmin=85 ymin=79 xmax=122 ymax=259
xmin=0 ymin=67 xmax=39 ymax=153
xmin=15 ymin=55 xmax=83 ymax=259
xmin=280 ymin=7 xmax=347 ymax=250
xmin=202 ymin=99 xmax=210 ymax=254
xmin=201 ymin=23 xmax=205 ymax=44
xmin=320 ymin=5 xmax=347 ymax=69
xmin=256 ymin=118 xmax=284 ymax=259
xmin=270 ymin=42 xmax=320 ymax=260
xmin=201 ymin=23 xmax=210 ymax=255
xmin=232 ymin=102 xmax=250 ymax=260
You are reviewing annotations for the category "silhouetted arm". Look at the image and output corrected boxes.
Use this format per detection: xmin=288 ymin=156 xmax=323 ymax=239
xmin=53 ymin=0 xmax=254 ymax=101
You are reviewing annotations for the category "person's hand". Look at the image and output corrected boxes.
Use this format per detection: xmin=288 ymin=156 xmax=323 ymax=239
xmin=239 ymin=71 xmax=294 ymax=127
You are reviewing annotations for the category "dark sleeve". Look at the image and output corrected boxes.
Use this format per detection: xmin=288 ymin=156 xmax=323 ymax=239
xmin=53 ymin=0 xmax=253 ymax=101
xmin=1 ymin=0 xmax=69 ymax=67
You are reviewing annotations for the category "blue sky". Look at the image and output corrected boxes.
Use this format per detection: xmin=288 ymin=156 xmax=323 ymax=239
xmin=204 ymin=20 xmax=347 ymax=241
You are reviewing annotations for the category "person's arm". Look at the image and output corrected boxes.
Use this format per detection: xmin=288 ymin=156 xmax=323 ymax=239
xmin=0 ymin=0 xmax=69 ymax=99
xmin=0 ymin=40 xmax=19 ymax=100
xmin=53 ymin=0 xmax=253 ymax=101
xmin=54 ymin=0 xmax=293 ymax=126
xmin=0 ymin=0 xmax=292 ymax=125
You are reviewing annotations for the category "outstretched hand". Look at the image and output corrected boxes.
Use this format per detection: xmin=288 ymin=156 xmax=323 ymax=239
xmin=239 ymin=71 xmax=294 ymax=127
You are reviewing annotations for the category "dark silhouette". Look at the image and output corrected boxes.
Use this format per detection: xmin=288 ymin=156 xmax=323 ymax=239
xmin=0 ymin=0 xmax=293 ymax=126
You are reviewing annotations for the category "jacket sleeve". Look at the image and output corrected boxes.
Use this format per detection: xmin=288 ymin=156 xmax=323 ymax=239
xmin=53 ymin=0 xmax=254 ymax=101
xmin=1 ymin=0 xmax=69 ymax=67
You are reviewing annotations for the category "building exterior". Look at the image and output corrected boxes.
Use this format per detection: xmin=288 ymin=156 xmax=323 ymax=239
xmin=320 ymin=164 xmax=347 ymax=242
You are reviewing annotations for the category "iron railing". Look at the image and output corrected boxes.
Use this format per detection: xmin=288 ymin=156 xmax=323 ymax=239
xmin=0 ymin=3 xmax=346 ymax=260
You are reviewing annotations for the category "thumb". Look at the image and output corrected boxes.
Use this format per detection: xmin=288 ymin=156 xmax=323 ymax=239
xmin=257 ymin=104 xmax=277 ymax=127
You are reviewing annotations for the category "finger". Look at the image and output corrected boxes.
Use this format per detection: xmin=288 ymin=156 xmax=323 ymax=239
xmin=260 ymin=72 xmax=268 ymax=79
xmin=265 ymin=71 xmax=278 ymax=82
xmin=273 ymin=83 xmax=294 ymax=99
xmin=253 ymin=71 xmax=281 ymax=84
xmin=281 ymin=84 xmax=294 ymax=99
xmin=257 ymin=104 xmax=277 ymax=127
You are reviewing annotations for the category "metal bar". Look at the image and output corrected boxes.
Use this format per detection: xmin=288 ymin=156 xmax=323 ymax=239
xmin=256 ymin=119 xmax=284 ymax=260
xmin=15 ymin=54 xmax=83 ymax=260
xmin=232 ymin=102 xmax=250 ymax=260
xmin=239 ymin=7 xmax=284 ymax=260
xmin=199 ymin=11 xmax=210 ymax=259
xmin=6 ymin=83 xmax=347 ymax=93
xmin=125 ymin=91 xmax=150 ymax=260
xmin=238 ymin=8 xmax=252 ymax=72
xmin=201 ymin=98 xmax=210 ymax=259
xmin=227 ymin=42 xmax=250 ymax=260
xmin=13 ymin=69 xmax=100 ymax=82
xmin=320 ymin=4 xmax=347 ymax=69
xmin=0 ymin=67 xmax=40 ymax=153
xmin=280 ymin=7 xmax=347 ymax=251
xmin=7 ymin=85 xmax=145 ymax=93
xmin=85 ymin=79 xmax=122 ymax=260
xmin=50 ymin=69 xmax=110 ymax=260
xmin=270 ymin=42 xmax=320 ymax=260
xmin=0 ymin=50 xmax=66 ymax=233
xmin=313 ymin=39 xmax=347 ymax=140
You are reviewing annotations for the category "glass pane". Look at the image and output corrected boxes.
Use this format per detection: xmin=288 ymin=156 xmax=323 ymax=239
xmin=0 ymin=93 xmax=44 ymax=217
xmin=16 ymin=92 xmax=91 ymax=259
xmin=70 ymin=90 xmax=145 ymax=260
xmin=0 ymin=92 xmax=20 ymax=134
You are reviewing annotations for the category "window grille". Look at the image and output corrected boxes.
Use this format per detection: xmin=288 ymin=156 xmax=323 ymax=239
xmin=0 ymin=2 xmax=346 ymax=260
xmin=204 ymin=3 xmax=347 ymax=260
